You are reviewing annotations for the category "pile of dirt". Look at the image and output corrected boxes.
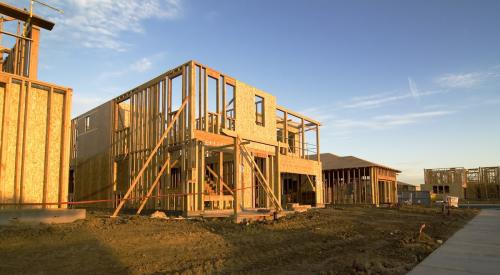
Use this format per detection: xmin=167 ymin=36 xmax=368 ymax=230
xmin=0 ymin=206 xmax=477 ymax=274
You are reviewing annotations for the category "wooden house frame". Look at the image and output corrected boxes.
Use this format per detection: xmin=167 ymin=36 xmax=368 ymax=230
xmin=71 ymin=60 xmax=323 ymax=217
xmin=422 ymin=166 xmax=500 ymax=200
xmin=321 ymin=153 xmax=400 ymax=205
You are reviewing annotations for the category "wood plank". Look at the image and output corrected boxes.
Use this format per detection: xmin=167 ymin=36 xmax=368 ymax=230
xmin=203 ymin=68 xmax=208 ymax=131
xmin=233 ymin=136 xmax=241 ymax=219
xmin=194 ymin=130 xmax=233 ymax=147
xmin=58 ymin=88 xmax=71 ymax=207
xmin=0 ymin=2 xmax=55 ymax=30
xmin=19 ymin=81 xmax=30 ymax=204
xmin=42 ymin=88 xmax=53 ymax=208
xmin=13 ymin=80 xmax=25 ymax=204
xmin=0 ymin=78 xmax=12 ymax=204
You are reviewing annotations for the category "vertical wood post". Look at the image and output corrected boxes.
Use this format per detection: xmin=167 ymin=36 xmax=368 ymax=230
xmin=233 ymin=135 xmax=241 ymax=221
xmin=203 ymin=68 xmax=208 ymax=131
xmin=0 ymin=78 xmax=12 ymax=205
xmin=316 ymin=124 xmax=320 ymax=162
xmin=58 ymin=88 xmax=72 ymax=208
xmin=218 ymin=151 xmax=224 ymax=208
xmin=42 ymin=88 xmax=53 ymax=208
xmin=13 ymin=80 xmax=26 ymax=204
xmin=28 ymin=27 xmax=40 ymax=79
xmin=274 ymin=145 xmax=281 ymax=209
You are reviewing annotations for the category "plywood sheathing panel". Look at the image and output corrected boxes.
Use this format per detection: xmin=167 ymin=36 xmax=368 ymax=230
xmin=2 ymin=82 xmax=20 ymax=204
xmin=72 ymin=102 xmax=113 ymax=207
xmin=24 ymin=85 xmax=48 ymax=205
xmin=47 ymin=92 xmax=63 ymax=208
xmin=0 ymin=73 xmax=71 ymax=209
xmin=234 ymin=80 xmax=277 ymax=148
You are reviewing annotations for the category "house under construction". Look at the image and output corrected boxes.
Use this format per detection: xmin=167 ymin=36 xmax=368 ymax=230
xmin=321 ymin=153 xmax=400 ymax=205
xmin=0 ymin=3 xmax=72 ymax=209
xmin=70 ymin=60 xmax=323 ymax=217
xmin=422 ymin=167 xmax=500 ymax=200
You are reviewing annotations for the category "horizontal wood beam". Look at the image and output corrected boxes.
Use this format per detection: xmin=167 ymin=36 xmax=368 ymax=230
xmin=276 ymin=105 xmax=321 ymax=126
xmin=0 ymin=2 xmax=55 ymax=30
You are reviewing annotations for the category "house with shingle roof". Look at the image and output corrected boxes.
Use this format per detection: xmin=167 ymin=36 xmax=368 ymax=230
xmin=321 ymin=153 xmax=400 ymax=205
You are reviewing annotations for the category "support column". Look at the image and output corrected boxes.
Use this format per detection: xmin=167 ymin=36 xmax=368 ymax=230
xmin=316 ymin=125 xmax=320 ymax=162
xmin=274 ymin=146 xmax=281 ymax=208
xmin=265 ymin=156 xmax=270 ymax=208
xmin=28 ymin=27 xmax=40 ymax=79
xmin=197 ymin=141 xmax=205 ymax=211
xmin=218 ymin=151 xmax=223 ymax=208
xmin=233 ymin=136 xmax=241 ymax=221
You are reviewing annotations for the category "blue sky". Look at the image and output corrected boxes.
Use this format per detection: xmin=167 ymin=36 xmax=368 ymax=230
xmin=6 ymin=0 xmax=500 ymax=185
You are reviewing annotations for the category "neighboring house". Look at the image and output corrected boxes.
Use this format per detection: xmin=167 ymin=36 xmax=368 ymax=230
xmin=397 ymin=181 xmax=430 ymax=206
xmin=422 ymin=167 xmax=500 ymax=200
xmin=70 ymin=60 xmax=323 ymax=216
xmin=397 ymin=181 xmax=417 ymax=192
xmin=321 ymin=153 xmax=400 ymax=205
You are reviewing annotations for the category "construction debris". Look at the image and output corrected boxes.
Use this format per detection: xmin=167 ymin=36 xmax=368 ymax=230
xmin=150 ymin=211 xmax=168 ymax=220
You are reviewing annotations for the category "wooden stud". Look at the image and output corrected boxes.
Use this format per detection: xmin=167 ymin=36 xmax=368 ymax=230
xmin=112 ymin=96 xmax=190 ymax=217
xmin=19 ymin=81 xmax=30 ymax=204
xmin=0 ymin=78 xmax=12 ymax=204
xmin=233 ymin=135 xmax=241 ymax=220
xmin=203 ymin=68 xmax=208 ymax=132
xmin=13 ymin=80 xmax=26 ymax=204
xmin=42 ymin=88 xmax=53 ymax=208
xmin=28 ymin=27 xmax=40 ymax=79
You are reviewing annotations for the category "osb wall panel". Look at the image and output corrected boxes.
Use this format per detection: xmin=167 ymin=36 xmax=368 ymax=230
xmin=280 ymin=155 xmax=320 ymax=175
xmin=47 ymin=92 xmax=64 ymax=207
xmin=1 ymin=83 xmax=20 ymax=203
xmin=72 ymin=102 xmax=113 ymax=207
xmin=74 ymin=151 xmax=112 ymax=205
xmin=241 ymin=160 xmax=253 ymax=208
xmin=0 ymin=84 xmax=3 ymax=147
xmin=116 ymin=158 xmax=130 ymax=193
xmin=23 ymin=86 xmax=48 ymax=204
xmin=74 ymin=102 xmax=113 ymax=160
xmin=235 ymin=80 xmax=277 ymax=147
xmin=0 ymin=74 xmax=71 ymax=209
xmin=118 ymin=104 xmax=130 ymax=129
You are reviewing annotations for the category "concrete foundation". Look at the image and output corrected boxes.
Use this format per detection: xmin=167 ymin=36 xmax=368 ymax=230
xmin=0 ymin=209 xmax=86 ymax=225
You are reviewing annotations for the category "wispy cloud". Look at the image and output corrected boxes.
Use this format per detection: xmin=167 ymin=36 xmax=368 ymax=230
xmin=298 ymin=107 xmax=335 ymax=122
xmin=330 ymin=110 xmax=454 ymax=132
xmin=98 ymin=56 xmax=158 ymax=80
xmin=42 ymin=0 xmax=182 ymax=51
xmin=373 ymin=111 xmax=454 ymax=126
xmin=435 ymin=72 xmax=485 ymax=89
xmin=343 ymin=89 xmax=444 ymax=109
xmin=343 ymin=92 xmax=412 ymax=109
xmin=72 ymin=94 xmax=105 ymax=116
xmin=408 ymin=77 xmax=420 ymax=101
xmin=131 ymin=58 xmax=153 ymax=72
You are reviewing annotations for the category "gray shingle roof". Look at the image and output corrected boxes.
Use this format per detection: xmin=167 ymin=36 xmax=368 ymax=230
xmin=321 ymin=153 xmax=401 ymax=172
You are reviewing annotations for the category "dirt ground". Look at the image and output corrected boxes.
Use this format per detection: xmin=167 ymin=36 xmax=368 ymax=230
xmin=0 ymin=206 xmax=477 ymax=274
